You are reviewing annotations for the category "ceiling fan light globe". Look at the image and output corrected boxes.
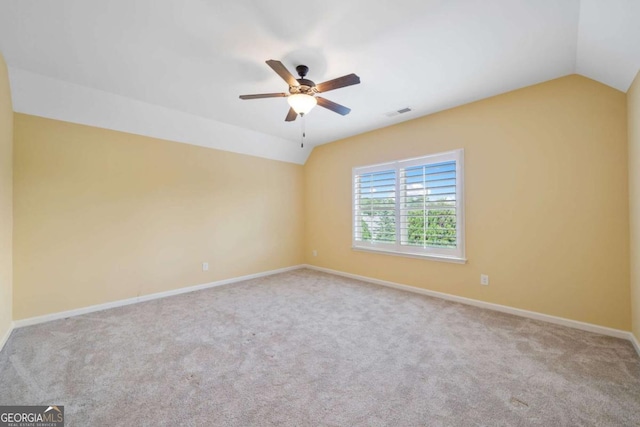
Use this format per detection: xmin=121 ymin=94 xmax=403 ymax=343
xmin=287 ymin=94 xmax=317 ymax=115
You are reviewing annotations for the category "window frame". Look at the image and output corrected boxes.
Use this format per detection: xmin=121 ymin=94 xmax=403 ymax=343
xmin=352 ymin=149 xmax=466 ymax=264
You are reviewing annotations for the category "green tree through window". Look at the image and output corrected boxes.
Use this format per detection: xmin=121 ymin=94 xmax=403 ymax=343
xmin=407 ymin=206 xmax=456 ymax=248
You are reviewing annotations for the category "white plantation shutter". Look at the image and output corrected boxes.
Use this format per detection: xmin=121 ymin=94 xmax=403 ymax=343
xmin=400 ymin=160 xmax=458 ymax=250
xmin=353 ymin=168 xmax=397 ymax=244
xmin=352 ymin=149 xmax=465 ymax=262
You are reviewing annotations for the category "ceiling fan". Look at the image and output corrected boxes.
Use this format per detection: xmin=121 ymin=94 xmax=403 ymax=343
xmin=239 ymin=60 xmax=360 ymax=122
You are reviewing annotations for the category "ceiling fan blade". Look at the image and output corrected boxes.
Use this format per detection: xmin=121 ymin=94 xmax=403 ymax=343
xmin=239 ymin=93 xmax=287 ymax=100
xmin=285 ymin=107 xmax=298 ymax=122
xmin=266 ymin=60 xmax=300 ymax=87
xmin=316 ymin=73 xmax=360 ymax=93
xmin=316 ymin=97 xmax=351 ymax=115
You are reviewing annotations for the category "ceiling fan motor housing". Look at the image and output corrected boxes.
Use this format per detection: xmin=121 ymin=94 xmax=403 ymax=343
xmin=290 ymin=65 xmax=316 ymax=94
xmin=291 ymin=78 xmax=316 ymax=94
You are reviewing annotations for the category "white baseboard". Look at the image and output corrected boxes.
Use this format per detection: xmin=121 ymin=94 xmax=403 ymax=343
xmin=0 ymin=322 xmax=15 ymax=353
xmin=631 ymin=333 xmax=640 ymax=357
xmin=303 ymin=265 xmax=638 ymax=351
xmin=13 ymin=265 xmax=304 ymax=329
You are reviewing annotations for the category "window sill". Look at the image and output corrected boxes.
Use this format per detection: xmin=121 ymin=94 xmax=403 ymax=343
xmin=351 ymin=246 xmax=467 ymax=264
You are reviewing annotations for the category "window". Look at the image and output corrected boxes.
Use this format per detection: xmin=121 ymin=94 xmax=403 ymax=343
xmin=353 ymin=149 xmax=465 ymax=263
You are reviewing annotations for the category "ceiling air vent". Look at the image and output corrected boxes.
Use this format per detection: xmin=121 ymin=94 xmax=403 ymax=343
xmin=386 ymin=107 xmax=412 ymax=118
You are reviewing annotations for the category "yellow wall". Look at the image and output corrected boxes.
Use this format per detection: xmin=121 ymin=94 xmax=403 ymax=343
xmin=304 ymin=75 xmax=631 ymax=330
xmin=629 ymin=70 xmax=640 ymax=342
xmin=8 ymin=73 xmax=635 ymax=333
xmin=0 ymin=53 xmax=13 ymax=339
xmin=13 ymin=114 xmax=304 ymax=319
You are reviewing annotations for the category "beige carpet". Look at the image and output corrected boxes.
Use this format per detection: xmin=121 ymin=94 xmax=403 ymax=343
xmin=1 ymin=269 xmax=639 ymax=426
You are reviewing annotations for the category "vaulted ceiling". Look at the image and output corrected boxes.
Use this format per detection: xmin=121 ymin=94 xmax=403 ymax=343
xmin=1 ymin=0 xmax=638 ymax=164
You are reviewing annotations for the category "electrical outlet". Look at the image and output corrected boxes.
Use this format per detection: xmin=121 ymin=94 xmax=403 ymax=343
xmin=480 ymin=274 xmax=489 ymax=286
xmin=312 ymin=250 xmax=318 ymax=257
xmin=202 ymin=262 xmax=209 ymax=271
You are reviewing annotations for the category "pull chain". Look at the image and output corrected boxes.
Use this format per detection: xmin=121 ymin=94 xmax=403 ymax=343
xmin=300 ymin=113 xmax=306 ymax=148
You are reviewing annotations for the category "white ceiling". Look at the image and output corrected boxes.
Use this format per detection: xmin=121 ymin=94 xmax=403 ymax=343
xmin=0 ymin=0 xmax=639 ymax=164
